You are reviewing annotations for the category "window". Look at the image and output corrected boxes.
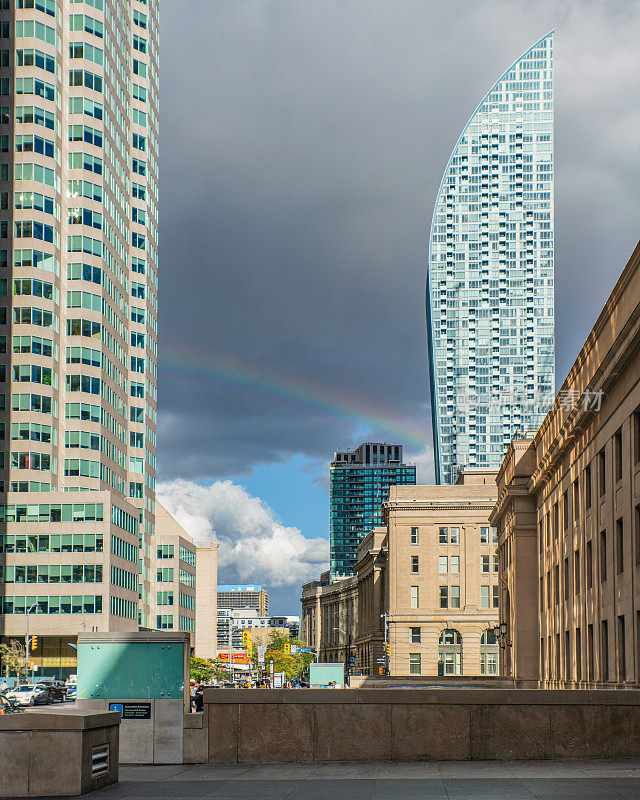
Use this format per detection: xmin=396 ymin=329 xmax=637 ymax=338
xmin=554 ymin=564 xmax=559 ymax=604
xmin=634 ymin=407 xmax=640 ymax=464
xmin=600 ymin=530 xmax=607 ymax=583
xmin=410 ymin=526 xmax=418 ymax=544
xmin=450 ymin=585 xmax=460 ymax=608
xmin=574 ymin=549 xmax=580 ymax=595
xmin=616 ymin=518 xmax=624 ymax=575
xmin=588 ymin=623 xmax=594 ymax=681
xmin=618 ymin=615 xmax=626 ymax=682
xmin=576 ymin=627 xmax=582 ymax=682
xmin=492 ymin=585 xmax=499 ymax=608
xmin=411 ymin=555 xmax=419 ymax=573
xmin=410 ymin=626 xmax=421 ymax=644
xmin=614 ymin=428 xmax=622 ymax=483
xmin=481 ymin=555 xmax=489 ymax=573
xmin=480 ymin=526 xmax=489 ymax=544
xmin=450 ymin=527 xmax=459 ymax=544
xmin=585 ymin=465 xmax=592 ymax=510
xmin=636 ymin=505 xmax=640 ymax=567
xmin=564 ymin=557 xmax=569 ymax=601
xmin=439 ymin=586 xmax=448 ymax=608
xmin=563 ymin=490 xmax=569 ymax=531
xmin=599 ymin=449 xmax=606 ymax=497
xmin=409 ymin=653 xmax=421 ymax=675
xmin=410 ymin=585 xmax=419 ymax=609
xmin=480 ymin=629 xmax=498 ymax=675
xmin=600 ymin=620 xmax=609 ymax=682
xmin=565 ymin=630 xmax=571 ymax=681
xmin=553 ymin=503 xmax=559 ymax=540
xmin=450 ymin=555 xmax=460 ymax=573
xmin=438 ymin=555 xmax=447 ymax=574
xmin=573 ymin=478 xmax=580 ymax=522
xmin=439 ymin=527 xmax=447 ymax=544
xmin=480 ymin=585 xmax=490 ymax=608
xmin=545 ymin=512 xmax=550 ymax=547
xmin=586 ymin=540 xmax=593 ymax=589
xmin=438 ymin=629 xmax=462 ymax=675
xmin=493 ymin=555 xmax=499 ymax=572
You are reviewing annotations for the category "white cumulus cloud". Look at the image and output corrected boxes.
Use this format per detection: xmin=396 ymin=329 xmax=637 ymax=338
xmin=156 ymin=479 xmax=328 ymax=588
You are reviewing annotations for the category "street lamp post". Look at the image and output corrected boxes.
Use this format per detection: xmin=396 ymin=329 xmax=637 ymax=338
xmin=332 ymin=626 xmax=350 ymax=681
xmin=25 ymin=603 xmax=37 ymax=683
xmin=381 ymin=613 xmax=388 ymax=676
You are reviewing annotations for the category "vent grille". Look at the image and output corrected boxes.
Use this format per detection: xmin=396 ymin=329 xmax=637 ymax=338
xmin=91 ymin=744 xmax=110 ymax=778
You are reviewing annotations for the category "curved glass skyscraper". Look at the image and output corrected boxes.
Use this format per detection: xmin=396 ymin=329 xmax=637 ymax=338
xmin=427 ymin=33 xmax=555 ymax=484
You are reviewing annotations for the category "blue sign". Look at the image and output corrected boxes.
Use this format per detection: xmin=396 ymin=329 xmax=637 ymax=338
xmin=109 ymin=702 xmax=124 ymax=717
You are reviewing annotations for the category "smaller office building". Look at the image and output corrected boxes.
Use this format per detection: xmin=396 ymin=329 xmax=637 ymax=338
xmin=302 ymin=470 xmax=500 ymax=677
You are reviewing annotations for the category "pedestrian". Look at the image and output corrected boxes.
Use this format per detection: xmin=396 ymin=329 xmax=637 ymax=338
xmin=194 ymin=683 xmax=204 ymax=713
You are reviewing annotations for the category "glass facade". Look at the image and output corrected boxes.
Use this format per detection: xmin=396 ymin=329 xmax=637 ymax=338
xmin=427 ymin=33 xmax=555 ymax=484
xmin=0 ymin=0 xmax=159 ymax=646
xmin=330 ymin=442 xmax=416 ymax=577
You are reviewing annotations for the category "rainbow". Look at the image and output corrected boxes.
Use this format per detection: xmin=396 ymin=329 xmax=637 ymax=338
xmin=160 ymin=344 xmax=430 ymax=451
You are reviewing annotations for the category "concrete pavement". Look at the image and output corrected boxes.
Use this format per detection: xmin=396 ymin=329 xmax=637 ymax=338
xmin=14 ymin=760 xmax=640 ymax=799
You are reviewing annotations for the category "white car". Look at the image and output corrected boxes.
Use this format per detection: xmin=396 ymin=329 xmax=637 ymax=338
xmin=5 ymin=684 xmax=50 ymax=706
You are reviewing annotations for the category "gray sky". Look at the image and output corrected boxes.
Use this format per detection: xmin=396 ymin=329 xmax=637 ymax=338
xmin=157 ymin=0 xmax=640 ymax=612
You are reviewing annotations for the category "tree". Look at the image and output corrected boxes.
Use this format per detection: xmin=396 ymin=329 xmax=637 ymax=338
xmin=0 ymin=639 xmax=27 ymax=679
xmin=190 ymin=656 xmax=230 ymax=683
xmin=190 ymin=656 xmax=215 ymax=682
xmin=252 ymin=630 xmax=314 ymax=681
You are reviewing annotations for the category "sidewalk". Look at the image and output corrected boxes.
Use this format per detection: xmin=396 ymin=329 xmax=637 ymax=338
xmin=34 ymin=760 xmax=640 ymax=799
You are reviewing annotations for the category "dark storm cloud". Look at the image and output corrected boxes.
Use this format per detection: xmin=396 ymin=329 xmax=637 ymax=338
xmin=158 ymin=0 xmax=640 ymax=483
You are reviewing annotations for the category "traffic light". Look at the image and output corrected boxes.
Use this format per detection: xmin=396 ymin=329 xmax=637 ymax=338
xmin=283 ymin=643 xmax=290 ymax=654
xmin=385 ymin=643 xmax=390 ymax=657
xmin=242 ymin=630 xmax=252 ymax=656
xmin=30 ymin=636 xmax=38 ymax=651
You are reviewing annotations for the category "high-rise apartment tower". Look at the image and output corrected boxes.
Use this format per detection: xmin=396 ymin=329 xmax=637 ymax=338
xmin=0 ymin=0 xmax=160 ymax=675
xmin=330 ymin=442 xmax=416 ymax=577
xmin=427 ymin=33 xmax=555 ymax=484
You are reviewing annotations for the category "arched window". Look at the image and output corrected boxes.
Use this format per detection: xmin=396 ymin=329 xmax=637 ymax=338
xmin=438 ymin=628 xmax=462 ymax=675
xmin=480 ymin=628 xmax=499 ymax=675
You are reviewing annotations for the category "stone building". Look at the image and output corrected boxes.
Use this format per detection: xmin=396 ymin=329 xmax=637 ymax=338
xmin=491 ymin=238 xmax=640 ymax=687
xmin=301 ymin=470 xmax=500 ymax=677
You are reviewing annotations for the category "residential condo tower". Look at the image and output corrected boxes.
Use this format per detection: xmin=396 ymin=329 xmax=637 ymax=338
xmin=427 ymin=33 xmax=555 ymax=484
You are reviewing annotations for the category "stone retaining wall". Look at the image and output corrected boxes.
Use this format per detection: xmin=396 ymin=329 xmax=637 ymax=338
xmin=0 ymin=709 xmax=119 ymax=796
xmin=203 ymin=688 xmax=640 ymax=763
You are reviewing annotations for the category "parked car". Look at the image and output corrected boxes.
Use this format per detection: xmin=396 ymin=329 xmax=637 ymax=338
xmin=5 ymin=684 xmax=52 ymax=706
xmin=65 ymin=683 xmax=77 ymax=701
xmin=48 ymin=681 xmax=67 ymax=702
xmin=34 ymin=678 xmax=66 ymax=703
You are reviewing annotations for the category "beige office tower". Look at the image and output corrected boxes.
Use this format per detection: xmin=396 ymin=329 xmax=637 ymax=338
xmin=0 ymin=0 xmax=159 ymax=678
xmin=195 ymin=542 xmax=218 ymax=659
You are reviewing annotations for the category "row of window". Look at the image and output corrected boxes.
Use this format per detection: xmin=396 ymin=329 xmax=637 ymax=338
xmin=409 ymin=526 xmax=498 ymax=545
xmin=0 ymin=503 xmax=104 ymax=523
xmin=1 ymin=564 xmax=102 ymax=583
xmin=409 ymin=584 xmax=499 ymax=609
xmin=540 ymin=414 xmax=640 ymax=553
xmin=541 ymin=614 xmax=631 ymax=683
xmin=0 ymin=533 xmax=103 ymax=553
xmin=541 ymin=508 xmax=640 ymax=608
xmin=2 ymin=595 xmax=103 ymax=614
